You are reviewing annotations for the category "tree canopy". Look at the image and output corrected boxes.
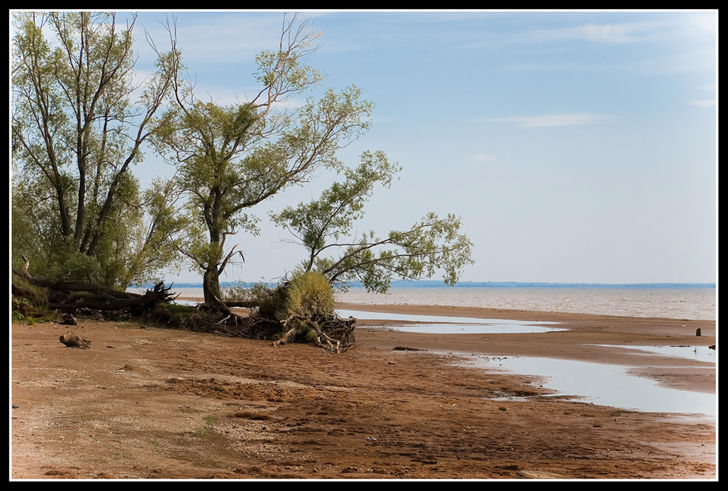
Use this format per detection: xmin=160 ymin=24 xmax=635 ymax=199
xmin=11 ymin=11 xmax=186 ymax=288
xmin=151 ymin=14 xmax=378 ymax=306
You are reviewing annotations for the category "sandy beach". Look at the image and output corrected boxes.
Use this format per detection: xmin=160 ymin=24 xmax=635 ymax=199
xmin=11 ymin=301 xmax=716 ymax=480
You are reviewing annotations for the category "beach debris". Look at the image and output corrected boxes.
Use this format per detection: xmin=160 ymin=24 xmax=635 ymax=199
xmin=11 ymin=257 xmax=176 ymax=315
xmin=59 ymin=331 xmax=91 ymax=349
xmin=61 ymin=312 xmax=77 ymax=325
xmin=516 ymin=469 xmax=571 ymax=479
xmin=392 ymin=346 xmax=426 ymax=351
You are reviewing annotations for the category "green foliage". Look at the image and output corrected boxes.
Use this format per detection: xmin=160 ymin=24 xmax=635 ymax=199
xmin=12 ymin=172 xmax=186 ymax=289
xmin=222 ymin=272 xmax=335 ymax=322
xmin=11 ymin=11 xmax=183 ymax=290
xmin=152 ymin=14 xmax=377 ymax=304
xmin=279 ymin=270 xmax=336 ymax=320
xmin=271 ymin=150 xmax=399 ymax=268
xmin=49 ymin=249 xmax=103 ymax=283
xmin=11 ymin=275 xmax=53 ymax=324
xmin=322 ymin=212 xmax=474 ymax=293
xmin=222 ymin=280 xmax=284 ymax=319
xmin=271 ymin=152 xmax=475 ymax=293
xmin=12 ymin=297 xmax=31 ymax=322
xmin=158 ymin=303 xmax=196 ymax=320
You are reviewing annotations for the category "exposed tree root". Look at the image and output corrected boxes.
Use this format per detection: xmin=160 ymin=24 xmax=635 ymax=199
xmin=273 ymin=312 xmax=356 ymax=352
xmin=171 ymin=306 xmax=357 ymax=352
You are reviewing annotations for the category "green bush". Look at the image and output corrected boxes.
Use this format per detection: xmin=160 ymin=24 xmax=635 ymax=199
xmin=278 ymin=270 xmax=335 ymax=321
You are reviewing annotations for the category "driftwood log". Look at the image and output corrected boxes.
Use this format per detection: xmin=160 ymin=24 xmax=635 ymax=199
xmin=12 ymin=257 xmax=176 ymax=314
xmin=59 ymin=332 xmax=91 ymax=349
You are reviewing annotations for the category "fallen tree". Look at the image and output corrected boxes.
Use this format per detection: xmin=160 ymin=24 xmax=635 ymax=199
xmin=12 ymin=256 xmax=176 ymax=315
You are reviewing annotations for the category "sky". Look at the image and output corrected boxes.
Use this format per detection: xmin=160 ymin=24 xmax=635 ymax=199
xmin=97 ymin=10 xmax=719 ymax=285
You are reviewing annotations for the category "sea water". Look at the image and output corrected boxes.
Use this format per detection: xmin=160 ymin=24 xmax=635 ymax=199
xmin=335 ymin=286 xmax=716 ymax=321
xmin=152 ymin=284 xmax=716 ymax=321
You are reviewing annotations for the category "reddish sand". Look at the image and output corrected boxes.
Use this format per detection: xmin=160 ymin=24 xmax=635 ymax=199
xmin=11 ymin=302 xmax=716 ymax=480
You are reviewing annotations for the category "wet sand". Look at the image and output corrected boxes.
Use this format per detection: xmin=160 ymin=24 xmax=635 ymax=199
xmin=11 ymin=301 xmax=717 ymax=479
xmin=338 ymin=302 xmax=717 ymax=394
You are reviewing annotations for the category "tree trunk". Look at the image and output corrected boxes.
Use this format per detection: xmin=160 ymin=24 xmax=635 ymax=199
xmin=202 ymin=267 xmax=220 ymax=305
xmin=202 ymin=266 xmax=232 ymax=316
xmin=12 ymin=264 xmax=176 ymax=313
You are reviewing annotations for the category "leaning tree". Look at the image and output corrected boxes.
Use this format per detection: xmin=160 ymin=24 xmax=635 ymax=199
xmin=270 ymin=150 xmax=475 ymax=293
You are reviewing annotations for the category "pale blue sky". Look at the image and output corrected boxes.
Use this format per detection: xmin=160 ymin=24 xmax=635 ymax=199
xmin=126 ymin=9 xmax=717 ymax=285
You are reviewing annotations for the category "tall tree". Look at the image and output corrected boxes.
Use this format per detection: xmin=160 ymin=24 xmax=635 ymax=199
xmin=11 ymin=11 xmax=183 ymax=287
xmin=154 ymin=14 xmax=375 ymax=307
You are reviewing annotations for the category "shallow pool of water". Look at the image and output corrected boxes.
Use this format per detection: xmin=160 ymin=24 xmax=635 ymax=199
xmin=596 ymin=344 xmax=717 ymax=364
xmin=462 ymin=354 xmax=716 ymax=416
xmin=336 ymin=309 xmax=563 ymax=334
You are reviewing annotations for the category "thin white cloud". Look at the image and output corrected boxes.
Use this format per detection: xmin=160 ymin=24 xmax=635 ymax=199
xmin=466 ymin=154 xmax=496 ymax=162
xmin=490 ymin=112 xmax=613 ymax=128
xmin=691 ymin=100 xmax=716 ymax=108
xmin=534 ymin=22 xmax=649 ymax=44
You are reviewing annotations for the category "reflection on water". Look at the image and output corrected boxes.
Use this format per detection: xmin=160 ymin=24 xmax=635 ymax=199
xmin=366 ymin=323 xmax=561 ymax=334
xmin=463 ymin=355 xmax=716 ymax=416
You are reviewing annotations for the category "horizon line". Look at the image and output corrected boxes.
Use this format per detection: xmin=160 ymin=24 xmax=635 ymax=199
xmin=135 ymin=280 xmax=716 ymax=289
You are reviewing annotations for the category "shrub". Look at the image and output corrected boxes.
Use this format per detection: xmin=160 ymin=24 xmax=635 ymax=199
xmin=278 ymin=270 xmax=335 ymax=321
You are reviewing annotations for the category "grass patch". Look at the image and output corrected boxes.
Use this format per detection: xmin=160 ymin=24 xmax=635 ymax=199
xmin=196 ymin=427 xmax=214 ymax=438
xmin=146 ymin=438 xmax=162 ymax=447
xmin=145 ymin=303 xmax=197 ymax=328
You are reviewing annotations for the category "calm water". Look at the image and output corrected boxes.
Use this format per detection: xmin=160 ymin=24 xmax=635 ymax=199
xmin=462 ymin=354 xmax=716 ymax=416
xmin=333 ymin=287 xmax=716 ymax=415
xmin=336 ymin=309 xmax=564 ymax=334
xmin=335 ymin=287 xmax=716 ymax=321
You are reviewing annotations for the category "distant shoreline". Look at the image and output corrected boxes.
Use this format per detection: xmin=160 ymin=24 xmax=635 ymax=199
xmin=137 ymin=280 xmax=716 ymax=290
